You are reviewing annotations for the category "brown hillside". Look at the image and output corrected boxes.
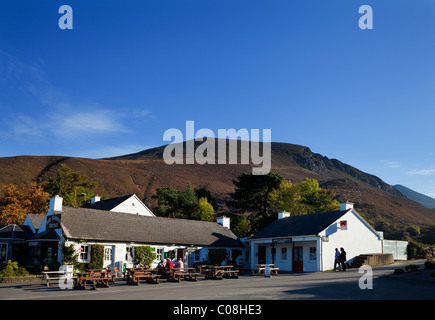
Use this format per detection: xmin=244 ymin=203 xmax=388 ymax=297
xmin=1 ymin=140 xmax=434 ymax=237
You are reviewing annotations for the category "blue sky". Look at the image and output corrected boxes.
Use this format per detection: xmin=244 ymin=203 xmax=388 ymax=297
xmin=1 ymin=0 xmax=435 ymax=198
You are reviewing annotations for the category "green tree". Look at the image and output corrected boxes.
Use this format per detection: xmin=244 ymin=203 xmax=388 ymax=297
xmin=228 ymin=172 xmax=283 ymax=215
xmin=152 ymin=185 xmax=200 ymax=219
xmin=43 ymin=164 xmax=97 ymax=207
xmin=198 ymin=197 xmax=215 ymax=221
xmin=231 ymin=215 xmax=252 ymax=238
xmin=134 ymin=246 xmax=156 ymax=268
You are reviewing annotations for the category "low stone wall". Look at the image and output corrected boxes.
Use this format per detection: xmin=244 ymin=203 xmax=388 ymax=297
xmin=0 ymin=275 xmax=40 ymax=284
xmin=352 ymin=253 xmax=394 ymax=268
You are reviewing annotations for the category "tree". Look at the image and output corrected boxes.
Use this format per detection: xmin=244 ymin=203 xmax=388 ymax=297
xmin=231 ymin=215 xmax=252 ymax=238
xmin=152 ymin=185 xmax=200 ymax=219
xmin=198 ymin=197 xmax=215 ymax=221
xmin=43 ymin=164 xmax=97 ymax=207
xmin=0 ymin=183 xmax=50 ymax=225
xmin=228 ymin=172 xmax=283 ymax=215
xmin=299 ymin=179 xmax=339 ymax=214
xmin=227 ymin=172 xmax=283 ymax=233
xmin=268 ymin=178 xmax=340 ymax=216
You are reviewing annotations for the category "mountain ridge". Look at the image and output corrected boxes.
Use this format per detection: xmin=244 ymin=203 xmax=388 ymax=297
xmin=1 ymin=140 xmax=434 ymax=240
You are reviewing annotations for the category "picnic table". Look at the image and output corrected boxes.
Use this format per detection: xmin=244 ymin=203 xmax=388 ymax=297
xmin=41 ymin=270 xmax=77 ymax=287
xmin=126 ymin=268 xmax=161 ymax=285
xmin=166 ymin=268 xmax=199 ymax=282
xmin=76 ymin=270 xmax=110 ymax=289
xmin=251 ymin=264 xmax=279 ymax=276
xmin=200 ymin=265 xmax=239 ymax=280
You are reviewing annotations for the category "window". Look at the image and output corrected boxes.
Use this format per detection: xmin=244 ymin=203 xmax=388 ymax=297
xmin=194 ymin=250 xmax=200 ymax=262
xmin=0 ymin=243 xmax=7 ymax=264
xmin=309 ymin=247 xmax=317 ymax=261
xmin=126 ymin=246 xmax=134 ymax=262
xmin=281 ymin=247 xmax=287 ymax=260
xmin=104 ymin=247 xmax=112 ymax=262
xmin=156 ymin=248 xmax=163 ymax=261
xmin=79 ymin=244 xmax=90 ymax=262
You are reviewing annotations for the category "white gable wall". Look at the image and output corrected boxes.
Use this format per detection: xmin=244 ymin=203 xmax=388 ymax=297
xmin=319 ymin=210 xmax=382 ymax=271
xmin=111 ymin=195 xmax=155 ymax=216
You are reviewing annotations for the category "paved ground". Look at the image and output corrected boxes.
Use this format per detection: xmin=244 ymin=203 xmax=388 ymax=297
xmin=0 ymin=260 xmax=433 ymax=301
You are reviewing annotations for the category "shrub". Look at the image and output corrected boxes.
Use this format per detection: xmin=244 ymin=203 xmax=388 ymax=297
xmin=424 ymin=260 xmax=435 ymax=269
xmin=134 ymin=246 xmax=156 ymax=268
xmin=207 ymin=249 xmax=227 ymax=266
xmin=405 ymin=264 xmax=419 ymax=272
xmin=0 ymin=260 xmax=29 ymax=278
xmin=393 ymin=268 xmax=404 ymax=274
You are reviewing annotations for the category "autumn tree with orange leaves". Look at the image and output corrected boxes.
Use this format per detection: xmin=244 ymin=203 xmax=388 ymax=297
xmin=0 ymin=183 xmax=50 ymax=225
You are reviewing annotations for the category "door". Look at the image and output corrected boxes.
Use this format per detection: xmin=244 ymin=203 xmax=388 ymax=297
xmin=104 ymin=246 xmax=113 ymax=268
xmin=293 ymin=246 xmax=303 ymax=272
xmin=258 ymin=246 xmax=266 ymax=264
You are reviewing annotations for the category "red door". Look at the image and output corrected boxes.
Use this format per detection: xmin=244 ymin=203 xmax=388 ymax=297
xmin=293 ymin=247 xmax=303 ymax=272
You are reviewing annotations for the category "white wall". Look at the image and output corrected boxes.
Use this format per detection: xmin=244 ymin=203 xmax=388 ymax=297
xmin=319 ymin=210 xmax=382 ymax=271
xmin=111 ymin=195 xmax=155 ymax=216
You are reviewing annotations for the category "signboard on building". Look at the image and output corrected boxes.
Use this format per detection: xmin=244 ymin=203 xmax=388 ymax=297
xmin=339 ymin=220 xmax=347 ymax=230
xmin=46 ymin=214 xmax=61 ymax=230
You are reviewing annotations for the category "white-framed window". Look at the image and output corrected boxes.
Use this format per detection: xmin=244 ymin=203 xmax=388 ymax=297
xmin=104 ymin=247 xmax=113 ymax=262
xmin=78 ymin=244 xmax=90 ymax=262
xmin=281 ymin=247 xmax=287 ymax=260
xmin=156 ymin=248 xmax=163 ymax=261
xmin=309 ymin=247 xmax=317 ymax=261
xmin=0 ymin=243 xmax=7 ymax=264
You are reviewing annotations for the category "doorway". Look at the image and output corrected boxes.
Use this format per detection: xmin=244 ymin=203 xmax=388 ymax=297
xmin=258 ymin=246 xmax=266 ymax=264
xmin=293 ymin=246 xmax=303 ymax=272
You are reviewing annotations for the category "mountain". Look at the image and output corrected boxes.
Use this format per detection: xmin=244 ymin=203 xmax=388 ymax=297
xmin=1 ymin=140 xmax=434 ymax=240
xmin=394 ymin=184 xmax=435 ymax=209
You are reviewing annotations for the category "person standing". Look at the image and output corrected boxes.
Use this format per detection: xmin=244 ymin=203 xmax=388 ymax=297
xmin=334 ymin=248 xmax=341 ymax=271
xmin=339 ymin=247 xmax=347 ymax=271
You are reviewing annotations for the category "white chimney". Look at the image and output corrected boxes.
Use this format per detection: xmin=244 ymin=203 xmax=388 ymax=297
xmin=340 ymin=201 xmax=354 ymax=211
xmin=91 ymin=195 xmax=101 ymax=204
xmin=49 ymin=195 xmax=63 ymax=212
xmin=278 ymin=211 xmax=290 ymax=219
xmin=217 ymin=216 xmax=230 ymax=229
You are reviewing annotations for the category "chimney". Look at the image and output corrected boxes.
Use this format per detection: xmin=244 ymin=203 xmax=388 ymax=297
xmin=49 ymin=195 xmax=63 ymax=212
xmin=217 ymin=216 xmax=230 ymax=229
xmin=340 ymin=201 xmax=354 ymax=211
xmin=91 ymin=195 xmax=101 ymax=204
xmin=278 ymin=211 xmax=290 ymax=219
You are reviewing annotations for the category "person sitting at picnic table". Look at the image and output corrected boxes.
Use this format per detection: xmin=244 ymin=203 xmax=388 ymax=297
xmin=157 ymin=259 xmax=166 ymax=275
xmin=174 ymin=258 xmax=184 ymax=270
xmin=166 ymin=258 xmax=173 ymax=272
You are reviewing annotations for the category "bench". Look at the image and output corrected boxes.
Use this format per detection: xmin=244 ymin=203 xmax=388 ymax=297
xmin=127 ymin=271 xmax=161 ymax=285
xmin=76 ymin=272 xmax=109 ymax=289
xmin=41 ymin=271 xmax=76 ymax=287
xmin=251 ymin=265 xmax=279 ymax=276
xmin=222 ymin=270 xmax=239 ymax=279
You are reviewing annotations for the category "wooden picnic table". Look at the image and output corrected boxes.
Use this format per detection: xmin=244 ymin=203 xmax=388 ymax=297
xmin=201 ymin=265 xmax=238 ymax=280
xmin=251 ymin=264 xmax=279 ymax=276
xmin=76 ymin=270 xmax=110 ymax=289
xmin=126 ymin=268 xmax=161 ymax=285
xmin=166 ymin=268 xmax=199 ymax=282
xmin=40 ymin=270 xmax=77 ymax=287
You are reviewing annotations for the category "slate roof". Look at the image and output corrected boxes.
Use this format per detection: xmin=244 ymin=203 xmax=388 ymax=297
xmin=60 ymin=206 xmax=243 ymax=247
xmin=26 ymin=214 xmax=45 ymax=230
xmin=82 ymin=195 xmax=133 ymax=211
xmin=0 ymin=224 xmax=34 ymax=240
xmin=251 ymin=209 xmax=350 ymax=239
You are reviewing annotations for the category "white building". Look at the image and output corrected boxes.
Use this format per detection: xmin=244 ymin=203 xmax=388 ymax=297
xmin=29 ymin=195 xmax=244 ymax=270
xmin=249 ymin=202 xmax=384 ymax=272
